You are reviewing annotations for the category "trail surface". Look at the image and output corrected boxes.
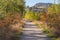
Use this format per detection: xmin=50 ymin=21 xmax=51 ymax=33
xmin=21 ymin=21 xmax=51 ymax=40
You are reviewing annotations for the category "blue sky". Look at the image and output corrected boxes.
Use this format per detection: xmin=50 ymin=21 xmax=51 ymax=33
xmin=25 ymin=0 xmax=58 ymax=7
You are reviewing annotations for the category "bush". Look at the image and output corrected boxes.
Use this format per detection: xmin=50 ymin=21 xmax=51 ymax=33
xmin=46 ymin=13 xmax=60 ymax=37
xmin=0 ymin=13 xmax=23 ymax=40
xmin=39 ymin=4 xmax=60 ymax=38
xmin=42 ymin=5 xmax=60 ymax=37
xmin=0 ymin=0 xmax=24 ymax=40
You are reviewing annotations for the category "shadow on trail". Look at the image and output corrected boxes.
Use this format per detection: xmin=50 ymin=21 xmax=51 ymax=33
xmin=21 ymin=20 xmax=51 ymax=40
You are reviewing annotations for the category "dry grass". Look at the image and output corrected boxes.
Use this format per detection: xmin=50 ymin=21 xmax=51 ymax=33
xmin=0 ymin=13 xmax=23 ymax=40
xmin=38 ymin=13 xmax=60 ymax=40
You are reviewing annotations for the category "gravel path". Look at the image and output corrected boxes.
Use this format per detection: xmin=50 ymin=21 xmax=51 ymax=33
xmin=21 ymin=21 xmax=51 ymax=40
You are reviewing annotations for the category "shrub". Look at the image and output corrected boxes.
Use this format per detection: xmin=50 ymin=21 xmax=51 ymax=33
xmin=0 ymin=0 xmax=25 ymax=40
xmin=0 ymin=13 xmax=23 ymax=40
xmin=39 ymin=3 xmax=60 ymax=38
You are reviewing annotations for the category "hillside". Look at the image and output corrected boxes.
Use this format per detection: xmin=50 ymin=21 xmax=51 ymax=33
xmin=30 ymin=3 xmax=52 ymax=12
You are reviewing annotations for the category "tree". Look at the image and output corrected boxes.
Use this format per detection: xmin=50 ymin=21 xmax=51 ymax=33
xmin=0 ymin=0 xmax=25 ymax=40
xmin=44 ymin=0 xmax=60 ymax=37
xmin=24 ymin=9 xmax=38 ymax=20
xmin=0 ymin=0 xmax=25 ymax=19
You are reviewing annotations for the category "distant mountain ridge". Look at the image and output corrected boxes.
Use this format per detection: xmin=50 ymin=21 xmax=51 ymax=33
xmin=30 ymin=3 xmax=52 ymax=12
xmin=32 ymin=3 xmax=52 ymax=7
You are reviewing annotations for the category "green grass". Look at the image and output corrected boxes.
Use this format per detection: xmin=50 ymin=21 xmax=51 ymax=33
xmin=52 ymin=38 xmax=57 ymax=40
